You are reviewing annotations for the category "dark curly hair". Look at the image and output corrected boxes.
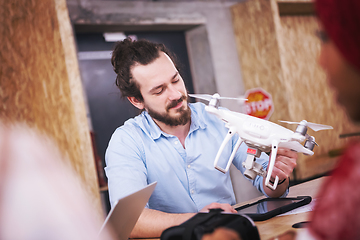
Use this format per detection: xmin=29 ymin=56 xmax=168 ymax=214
xmin=111 ymin=37 xmax=179 ymax=102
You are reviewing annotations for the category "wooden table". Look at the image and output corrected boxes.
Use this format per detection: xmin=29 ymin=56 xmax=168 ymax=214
xmin=135 ymin=177 xmax=327 ymax=240
xmin=233 ymin=177 xmax=327 ymax=240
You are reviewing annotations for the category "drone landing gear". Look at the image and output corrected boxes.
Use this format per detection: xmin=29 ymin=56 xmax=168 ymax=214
xmin=214 ymin=129 xmax=242 ymax=173
xmin=265 ymin=140 xmax=280 ymax=190
xmin=242 ymin=143 xmax=281 ymax=191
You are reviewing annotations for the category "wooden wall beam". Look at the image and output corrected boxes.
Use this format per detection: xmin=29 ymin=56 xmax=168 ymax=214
xmin=278 ymin=2 xmax=315 ymax=16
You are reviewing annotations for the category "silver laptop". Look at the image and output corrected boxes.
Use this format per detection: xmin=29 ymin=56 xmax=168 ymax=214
xmin=99 ymin=182 xmax=157 ymax=240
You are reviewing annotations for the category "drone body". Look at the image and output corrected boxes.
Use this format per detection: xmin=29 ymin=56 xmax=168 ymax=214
xmin=189 ymin=93 xmax=333 ymax=190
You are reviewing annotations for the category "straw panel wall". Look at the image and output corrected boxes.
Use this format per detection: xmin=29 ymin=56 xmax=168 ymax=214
xmin=0 ymin=0 xmax=101 ymax=211
xmin=279 ymin=15 xmax=360 ymax=179
xmin=231 ymin=0 xmax=360 ymax=180
xmin=230 ymin=0 xmax=290 ymax=123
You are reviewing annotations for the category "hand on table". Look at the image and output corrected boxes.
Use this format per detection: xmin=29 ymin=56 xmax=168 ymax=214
xmin=199 ymin=202 xmax=237 ymax=214
xmin=199 ymin=204 xmax=240 ymax=239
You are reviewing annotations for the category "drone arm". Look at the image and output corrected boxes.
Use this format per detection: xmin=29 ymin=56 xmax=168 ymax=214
xmin=265 ymin=140 xmax=280 ymax=190
xmin=214 ymin=127 xmax=239 ymax=173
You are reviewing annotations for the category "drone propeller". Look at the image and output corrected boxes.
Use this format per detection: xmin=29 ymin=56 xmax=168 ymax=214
xmin=279 ymin=120 xmax=333 ymax=132
xmin=188 ymin=93 xmax=247 ymax=102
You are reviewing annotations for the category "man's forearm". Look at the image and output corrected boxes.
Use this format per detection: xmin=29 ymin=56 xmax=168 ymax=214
xmin=263 ymin=177 xmax=289 ymax=198
xmin=130 ymin=208 xmax=196 ymax=238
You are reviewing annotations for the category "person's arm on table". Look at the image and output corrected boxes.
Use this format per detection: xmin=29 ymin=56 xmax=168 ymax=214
xmin=130 ymin=208 xmax=195 ymax=238
xmin=130 ymin=203 xmax=238 ymax=238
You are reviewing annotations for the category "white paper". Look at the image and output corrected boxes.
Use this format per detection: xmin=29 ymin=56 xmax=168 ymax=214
xmin=278 ymin=198 xmax=317 ymax=216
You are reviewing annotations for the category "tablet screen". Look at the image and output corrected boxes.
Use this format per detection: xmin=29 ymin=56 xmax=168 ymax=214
xmin=235 ymin=196 xmax=312 ymax=221
xmin=237 ymin=198 xmax=303 ymax=215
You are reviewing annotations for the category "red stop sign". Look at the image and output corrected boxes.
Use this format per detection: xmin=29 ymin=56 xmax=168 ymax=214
xmin=244 ymin=88 xmax=274 ymax=120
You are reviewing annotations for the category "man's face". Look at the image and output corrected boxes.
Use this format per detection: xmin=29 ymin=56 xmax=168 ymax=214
xmin=318 ymin=36 xmax=360 ymax=122
xmin=130 ymin=52 xmax=191 ymax=126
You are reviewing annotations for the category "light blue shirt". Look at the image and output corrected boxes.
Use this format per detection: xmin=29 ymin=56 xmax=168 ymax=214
xmin=105 ymin=102 xmax=278 ymax=213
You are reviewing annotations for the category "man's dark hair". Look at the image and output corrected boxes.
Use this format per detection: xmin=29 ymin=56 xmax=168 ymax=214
xmin=111 ymin=38 xmax=179 ymax=102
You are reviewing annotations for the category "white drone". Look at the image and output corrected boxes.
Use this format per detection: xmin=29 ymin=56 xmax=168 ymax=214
xmin=189 ymin=93 xmax=333 ymax=190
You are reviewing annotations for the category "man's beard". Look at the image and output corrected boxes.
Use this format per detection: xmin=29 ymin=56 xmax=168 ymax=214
xmin=146 ymin=94 xmax=191 ymax=127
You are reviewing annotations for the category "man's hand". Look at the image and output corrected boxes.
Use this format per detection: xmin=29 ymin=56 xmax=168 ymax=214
xmin=264 ymin=147 xmax=298 ymax=197
xmin=200 ymin=202 xmax=238 ymax=214
xmin=270 ymin=147 xmax=297 ymax=181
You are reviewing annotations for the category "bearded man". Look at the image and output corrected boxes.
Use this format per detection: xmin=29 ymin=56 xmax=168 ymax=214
xmin=105 ymin=38 xmax=297 ymax=238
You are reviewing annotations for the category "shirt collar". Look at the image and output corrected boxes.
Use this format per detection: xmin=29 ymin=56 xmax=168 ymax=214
xmin=140 ymin=103 xmax=207 ymax=140
xmin=189 ymin=103 xmax=207 ymax=134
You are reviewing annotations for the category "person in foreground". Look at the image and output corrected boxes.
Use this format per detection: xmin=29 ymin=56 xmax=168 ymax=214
xmin=105 ymin=38 xmax=297 ymax=238
xmin=0 ymin=122 xmax=114 ymax=240
xmin=273 ymin=0 xmax=360 ymax=239
xmin=299 ymin=0 xmax=360 ymax=239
